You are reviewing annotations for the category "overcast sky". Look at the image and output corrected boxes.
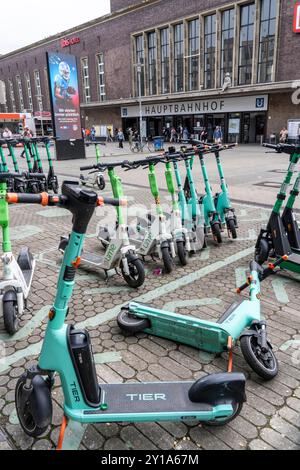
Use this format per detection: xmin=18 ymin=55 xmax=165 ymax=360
xmin=0 ymin=0 xmax=111 ymax=54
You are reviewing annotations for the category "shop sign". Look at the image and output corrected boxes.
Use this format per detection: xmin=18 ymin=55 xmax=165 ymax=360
xmin=60 ymin=37 xmax=80 ymax=48
xmin=121 ymin=95 xmax=268 ymax=118
xmin=294 ymin=2 xmax=300 ymax=33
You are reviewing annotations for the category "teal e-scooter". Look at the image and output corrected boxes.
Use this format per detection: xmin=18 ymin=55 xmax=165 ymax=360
xmin=118 ymin=256 xmax=287 ymax=380
xmin=11 ymin=183 xmax=246 ymax=445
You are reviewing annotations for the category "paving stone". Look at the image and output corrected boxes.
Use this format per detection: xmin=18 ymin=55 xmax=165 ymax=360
xmin=174 ymin=439 xmax=200 ymax=451
xmin=260 ymin=428 xmax=299 ymax=450
xmin=228 ymin=416 xmax=258 ymax=440
xmin=94 ymin=423 xmax=120 ymax=438
xmin=248 ymin=439 xmax=275 ymax=450
xmin=120 ymin=426 xmax=158 ymax=450
xmin=82 ymin=426 xmax=104 ymax=450
xmin=270 ymin=415 xmax=300 ymax=445
xmin=32 ymin=440 xmax=53 ymax=450
xmin=159 ymin=421 xmax=188 ymax=439
xmin=158 ymin=357 xmax=192 ymax=379
xmin=278 ymin=406 xmax=300 ymax=428
xmin=189 ymin=427 xmax=230 ymax=450
xmin=136 ymin=423 xmax=175 ymax=450
xmin=286 ymin=397 xmax=300 ymax=413
xmin=104 ymin=438 xmax=129 ymax=451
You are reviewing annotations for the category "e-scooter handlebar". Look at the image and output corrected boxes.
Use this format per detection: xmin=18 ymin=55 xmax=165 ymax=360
xmin=6 ymin=192 xmax=126 ymax=208
xmin=236 ymin=255 xmax=288 ymax=293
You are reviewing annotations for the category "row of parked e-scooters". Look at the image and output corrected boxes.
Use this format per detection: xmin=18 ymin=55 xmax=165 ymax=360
xmin=0 ymin=140 xmax=298 ymax=448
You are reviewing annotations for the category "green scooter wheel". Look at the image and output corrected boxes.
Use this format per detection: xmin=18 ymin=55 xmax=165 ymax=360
xmin=240 ymin=335 xmax=278 ymax=380
xmin=117 ymin=308 xmax=151 ymax=333
xmin=3 ymin=300 xmax=19 ymax=335
xmin=162 ymin=245 xmax=174 ymax=273
xmin=15 ymin=375 xmax=52 ymax=438
xmin=177 ymin=240 xmax=188 ymax=266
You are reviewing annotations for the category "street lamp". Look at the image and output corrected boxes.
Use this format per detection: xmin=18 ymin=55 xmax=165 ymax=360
xmin=136 ymin=62 xmax=144 ymax=146
xmin=36 ymin=94 xmax=44 ymax=137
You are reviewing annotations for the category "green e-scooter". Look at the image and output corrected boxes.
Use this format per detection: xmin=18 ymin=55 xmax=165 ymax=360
xmin=118 ymin=256 xmax=287 ymax=380
xmin=255 ymin=143 xmax=300 ymax=274
xmin=60 ymin=161 xmax=145 ymax=288
xmin=12 ymin=183 xmax=246 ymax=442
xmin=0 ymin=139 xmax=14 ymax=192
xmin=42 ymin=137 xmax=59 ymax=194
xmin=80 ymin=142 xmax=105 ymax=190
xmin=4 ymin=139 xmax=27 ymax=193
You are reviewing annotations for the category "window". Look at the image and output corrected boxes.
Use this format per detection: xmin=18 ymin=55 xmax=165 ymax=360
xmin=258 ymin=0 xmax=277 ymax=83
xmin=238 ymin=3 xmax=255 ymax=85
xmin=24 ymin=73 xmax=33 ymax=111
xmin=8 ymin=79 xmax=16 ymax=112
xmin=160 ymin=28 xmax=170 ymax=94
xmin=204 ymin=15 xmax=216 ymax=89
xmin=34 ymin=70 xmax=43 ymax=110
xmin=44 ymin=67 xmax=50 ymax=110
xmin=97 ymin=53 xmax=106 ymax=101
xmin=16 ymin=75 xmax=24 ymax=111
xmin=188 ymin=19 xmax=200 ymax=91
xmin=135 ymin=35 xmax=145 ymax=96
xmin=221 ymin=9 xmax=235 ymax=85
xmin=174 ymin=23 xmax=184 ymax=93
xmin=81 ymin=58 xmax=91 ymax=103
xmin=148 ymin=32 xmax=157 ymax=95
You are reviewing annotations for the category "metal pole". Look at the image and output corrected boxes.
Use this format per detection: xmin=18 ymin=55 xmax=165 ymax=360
xmin=137 ymin=63 xmax=143 ymax=146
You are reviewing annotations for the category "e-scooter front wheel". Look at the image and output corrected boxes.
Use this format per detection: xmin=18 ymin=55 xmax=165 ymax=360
xmin=15 ymin=374 xmax=53 ymax=438
xmin=227 ymin=219 xmax=237 ymax=239
xmin=117 ymin=308 xmax=151 ymax=333
xmin=255 ymin=238 xmax=270 ymax=265
xmin=121 ymin=257 xmax=145 ymax=288
xmin=240 ymin=335 xmax=278 ymax=380
xmin=212 ymin=223 xmax=222 ymax=244
xmin=161 ymin=245 xmax=174 ymax=273
xmin=3 ymin=300 xmax=19 ymax=335
xmin=176 ymin=240 xmax=188 ymax=266
xmin=97 ymin=174 xmax=106 ymax=190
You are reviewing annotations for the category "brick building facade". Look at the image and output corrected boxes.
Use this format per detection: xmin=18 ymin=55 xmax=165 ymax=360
xmin=0 ymin=0 xmax=299 ymax=143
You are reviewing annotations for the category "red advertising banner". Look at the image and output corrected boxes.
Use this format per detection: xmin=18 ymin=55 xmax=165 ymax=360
xmin=294 ymin=2 xmax=300 ymax=33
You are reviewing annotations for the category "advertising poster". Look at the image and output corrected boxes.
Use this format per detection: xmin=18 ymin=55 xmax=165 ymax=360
xmin=228 ymin=118 xmax=240 ymax=134
xmin=46 ymin=52 xmax=82 ymax=140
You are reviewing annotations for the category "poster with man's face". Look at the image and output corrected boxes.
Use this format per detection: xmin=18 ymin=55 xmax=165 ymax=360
xmin=47 ymin=52 xmax=81 ymax=140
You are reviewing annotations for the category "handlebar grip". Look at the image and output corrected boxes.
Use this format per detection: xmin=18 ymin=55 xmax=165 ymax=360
xmin=262 ymin=143 xmax=279 ymax=150
xmin=236 ymin=276 xmax=253 ymax=294
xmin=97 ymin=197 xmax=127 ymax=207
xmin=80 ymin=165 xmax=96 ymax=171
xmin=7 ymin=192 xmax=51 ymax=206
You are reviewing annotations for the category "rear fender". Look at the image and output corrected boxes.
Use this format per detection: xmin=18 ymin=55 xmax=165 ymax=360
xmin=189 ymin=372 xmax=246 ymax=405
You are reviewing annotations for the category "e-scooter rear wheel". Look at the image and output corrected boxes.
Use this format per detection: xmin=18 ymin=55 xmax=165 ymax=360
xmin=228 ymin=219 xmax=237 ymax=239
xmin=161 ymin=245 xmax=174 ymax=273
xmin=97 ymin=174 xmax=106 ymax=190
xmin=240 ymin=335 xmax=278 ymax=380
xmin=117 ymin=308 xmax=151 ymax=333
xmin=212 ymin=223 xmax=222 ymax=244
xmin=3 ymin=300 xmax=19 ymax=335
xmin=177 ymin=240 xmax=188 ymax=266
xmin=205 ymin=401 xmax=243 ymax=426
xmin=15 ymin=375 xmax=52 ymax=438
xmin=121 ymin=257 xmax=145 ymax=288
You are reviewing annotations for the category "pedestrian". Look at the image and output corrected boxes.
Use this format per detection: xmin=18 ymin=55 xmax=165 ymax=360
xmin=20 ymin=127 xmax=33 ymax=158
xmin=170 ymin=127 xmax=177 ymax=143
xmin=91 ymin=126 xmax=96 ymax=142
xmin=85 ymin=128 xmax=91 ymax=142
xmin=117 ymin=128 xmax=125 ymax=149
xmin=114 ymin=128 xmax=118 ymax=142
xmin=106 ymin=127 xmax=113 ymax=142
xmin=182 ymin=127 xmax=189 ymax=141
xmin=213 ymin=126 xmax=223 ymax=144
xmin=178 ymin=124 xmax=183 ymax=141
xmin=128 ymin=127 xmax=133 ymax=146
xmin=279 ymin=127 xmax=288 ymax=143
xmin=2 ymin=127 xmax=13 ymax=155
xmin=82 ymin=128 xmax=86 ymax=140
xmin=200 ymin=128 xmax=208 ymax=143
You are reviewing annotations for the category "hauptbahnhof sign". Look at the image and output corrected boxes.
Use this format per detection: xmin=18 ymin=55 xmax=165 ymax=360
xmin=121 ymin=95 xmax=268 ymax=118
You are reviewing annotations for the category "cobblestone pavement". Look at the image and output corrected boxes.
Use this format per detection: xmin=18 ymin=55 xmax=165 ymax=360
xmin=0 ymin=151 xmax=300 ymax=451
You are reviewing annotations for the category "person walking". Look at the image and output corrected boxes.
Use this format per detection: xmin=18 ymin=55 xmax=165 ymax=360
xmin=170 ymin=127 xmax=177 ymax=143
xmin=182 ymin=126 xmax=189 ymax=141
xmin=91 ymin=126 xmax=96 ymax=142
xmin=178 ymin=124 xmax=183 ymax=142
xmin=213 ymin=126 xmax=223 ymax=144
xmin=200 ymin=128 xmax=208 ymax=143
xmin=128 ymin=127 xmax=133 ymax=147
xmin=106 ymin=127 xmax=113 ymax=142
xmin=20 ymin=127 xmax=33 ymax=158
xmin=2 ymin=128 xmax=13 ymax=155
xmin=85 ymin=128 xmax=91 ymax=142
xmin=279 ymin=127 xmax=288 ymax=143
xmin=117 ymin=128 xmax=125 ymax=149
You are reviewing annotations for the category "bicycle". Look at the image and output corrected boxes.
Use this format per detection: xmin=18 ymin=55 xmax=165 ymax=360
xmin=130 ymin=137 xmax=154 ymax=153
